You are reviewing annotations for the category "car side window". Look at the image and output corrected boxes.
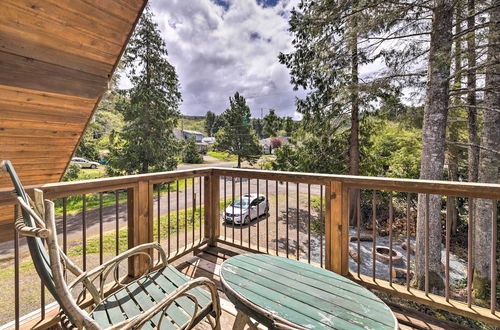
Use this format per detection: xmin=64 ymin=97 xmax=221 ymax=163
xmin=258 ymin=197 xmax=265 ymax=203
xmin=250 ymin=198 xmax=259 ymax=206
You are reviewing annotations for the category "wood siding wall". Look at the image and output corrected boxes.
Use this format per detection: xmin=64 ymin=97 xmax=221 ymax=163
xmin=0 ymin=0 xmax=147 ymax=231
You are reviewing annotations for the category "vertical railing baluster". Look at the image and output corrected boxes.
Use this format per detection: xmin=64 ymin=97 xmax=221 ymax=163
xmin=296 ymin=183 xmax=300 ymax=260
xmin=192 ymin=178 xmax=195 ymax=244
xmin=82 ymin=194 xmax=87 ymax=299
xmin=176 ymin=180 xmax=180 ymax=253
xmin=223 ymin=176 xmax=227 ymax=240
xmin=184 ymin=178 xmax=188 ymax=249
xmin=389 ymin=193 xmax=393 ymax=285
xmin=425 ymin=193 xmax=429 ymax=296
xmin=63 ymin=197 xmax=67 ymax=255
xmin=240 ymin=177 xmax=243 ymax=245
xmin=406 ymin=193 xmax=411 ymax=290
xmin=99 ymin=192 xmax=103 ymax=267
xmin=308 ymin=184 xmax=311 ymax=264
xmin=257 ymin=179 xmax=260 ymax=251
xmin=491 ymin=200 xmax=497 ymax=314
xmin=468 ymin=197 xmax=474 ymax=307
xmin=266 ymin=179 xmax=269 ymax=254
xmin=14 ymin=205 xmax=19 ymax=330
xmin=167 ymin=182 xmax=171 ymax=257
xmin=357 ymin=190 xmax=361 ymax=276
xmin=199 ymin=177 xmax=203 ymax=243
xmin=248 ymin=178 xmax=251 ymax=248
xmin=286 ymin=181 xmax=289 ymax=258
xmin=83 ymin=194 xmax=87 ymax=272
xmin=115 ymin=191 xmax=120 ymax=279
xmin=320 ymin=185 xmax=324 ymax=268
xmin=40 ymin=281 xmax=45 ymax=320
xmin=232 ymin=177 xmax=235 ymax=243
xmin=276 ymin=180 xmax=279 ymax=255
xmin=157 ymin=184 xmax=161 ymax=260
xmin=445 ymin=195 xmax=451 ymax=300
xmin=372 ymin=191 xmax=377 ymax=280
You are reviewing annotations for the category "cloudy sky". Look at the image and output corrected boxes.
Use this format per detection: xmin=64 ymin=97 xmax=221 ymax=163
xmin=121 ymin=0 xmax=305 ymax=118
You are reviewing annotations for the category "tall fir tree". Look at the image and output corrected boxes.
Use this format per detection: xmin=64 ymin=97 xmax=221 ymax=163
xmin=215 ymin=92 xmax=262 ymax=167
xmin=109 ymin=6 xmax=181 ymax=174
xmin=263 ymin=109 xmax=281 ymax=137
xmin=205 ymin=110 xmax=216 ymax=136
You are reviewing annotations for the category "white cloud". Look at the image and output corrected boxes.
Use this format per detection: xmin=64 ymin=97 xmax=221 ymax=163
xmin=133 ymin=0 xmax=305 ymax=117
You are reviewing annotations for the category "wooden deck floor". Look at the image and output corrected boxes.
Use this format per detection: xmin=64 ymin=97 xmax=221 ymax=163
xmin=174 ymin=244 xmax=471 ymax=330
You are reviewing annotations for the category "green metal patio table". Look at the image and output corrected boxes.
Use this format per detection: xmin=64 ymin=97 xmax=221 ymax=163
xmin=220 ymin=254 xmax=398 ymax=330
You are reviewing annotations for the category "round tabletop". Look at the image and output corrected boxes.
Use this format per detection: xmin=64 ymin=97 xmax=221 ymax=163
xmin=220 ymin=254 xmax=397 ymax=329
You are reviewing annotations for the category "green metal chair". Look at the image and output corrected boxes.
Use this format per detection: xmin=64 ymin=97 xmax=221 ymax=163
xmin=1 ymin=160 xmax=221 ymax=329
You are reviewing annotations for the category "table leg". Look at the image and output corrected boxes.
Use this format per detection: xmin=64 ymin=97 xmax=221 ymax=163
xmin=233 ymin=310 xmax=258 ymax=330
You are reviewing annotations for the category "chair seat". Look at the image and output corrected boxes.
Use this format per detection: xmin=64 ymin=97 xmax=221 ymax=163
xmin=90 ymin=265 xmax=213 ymax=329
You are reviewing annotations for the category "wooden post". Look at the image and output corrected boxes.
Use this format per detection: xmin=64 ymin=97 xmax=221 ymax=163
xmin=127 ymin=180 xmax=153 ymax=277
xmin=204 ymin=174 xmax=220 ymax=246
xmin=325 ymin=181 xmax=349 ymax=275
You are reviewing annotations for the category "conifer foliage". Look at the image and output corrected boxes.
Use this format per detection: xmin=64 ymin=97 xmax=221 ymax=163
xmin=109 ymin=6 xmax=181 ymax=174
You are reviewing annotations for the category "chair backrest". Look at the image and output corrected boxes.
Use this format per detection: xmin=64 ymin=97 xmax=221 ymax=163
xmin=1 ymin=161 xmax=61 ymax=306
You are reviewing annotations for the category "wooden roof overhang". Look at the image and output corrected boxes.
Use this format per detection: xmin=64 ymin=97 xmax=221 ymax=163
xmin=0 ymin=0 xmax=148 ymax=233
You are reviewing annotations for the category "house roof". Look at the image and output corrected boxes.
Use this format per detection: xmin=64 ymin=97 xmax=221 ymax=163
xmin=0 ymin=0 xmax=147 ymax=235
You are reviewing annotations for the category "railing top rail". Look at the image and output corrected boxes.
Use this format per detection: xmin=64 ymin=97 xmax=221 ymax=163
xmin=1 ymin=166 xmax=499 ymax=206
xmin=0 ymin=167 xmax=212 ymax=206
xmin=211 ymin=167 xmax=500 ymax=199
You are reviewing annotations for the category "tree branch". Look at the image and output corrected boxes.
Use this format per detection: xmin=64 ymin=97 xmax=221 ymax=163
xmin=446 ymin=141 xmax=500 ymax=155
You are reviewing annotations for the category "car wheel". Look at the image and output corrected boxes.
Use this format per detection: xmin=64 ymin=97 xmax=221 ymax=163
xmin=265 ymin=206 xmax=269 ymax=214
xmin=91 ymin=164 xmax=97 ymax=169
xmin=244 ymin=215 xmax=250 ymax=224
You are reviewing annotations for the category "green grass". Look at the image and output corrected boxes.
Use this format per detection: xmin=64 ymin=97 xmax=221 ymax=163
xmin=68 ymin=206 xmax=204 ymax=256
xmin=67 ymin=198 xmax=231 ymax=257
xmin=208 ymin=151 xmax=238 ymax=162
xmin=54 ymin=178 xmax=196 ymax=216
xmin=178 ymin=116 xmax=206 ymax=133
xmin=77 ymin=168 xmax=107 ymax=180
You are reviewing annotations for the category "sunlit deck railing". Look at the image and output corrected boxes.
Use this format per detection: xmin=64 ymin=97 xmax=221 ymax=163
xmin=0 ymin=167 xmax=498 ymax=328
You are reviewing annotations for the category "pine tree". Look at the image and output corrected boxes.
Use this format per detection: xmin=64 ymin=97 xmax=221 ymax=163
xmin=183 ymin=137 xmax=204 ymax=164
xmin=205 ymin=111 xmax=216 ymax=136
xmin=215 ymin=92 xmax=262 ymax=168
xmin=109 ymin=6 xmax=181 ymax=174
xmin=263 ymin=109 xmax=281 ymax=137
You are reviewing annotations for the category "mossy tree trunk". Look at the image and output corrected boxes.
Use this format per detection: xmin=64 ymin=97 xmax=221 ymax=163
xmin=414 ymin=0 xmax=454 ymax=292
xmin=473 ymin=1 xmax=499 ymax=301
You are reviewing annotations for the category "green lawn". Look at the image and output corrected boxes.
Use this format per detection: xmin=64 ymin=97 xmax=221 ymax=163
xmin=208 ymin=151 xmax=237 ymax=162
xmin=54 ymin=178 xmax=196 ymax=216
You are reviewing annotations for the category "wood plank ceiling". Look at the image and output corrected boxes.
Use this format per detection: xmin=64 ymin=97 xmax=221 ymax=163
xmin=0 ymin=0 xmax=147 ymax=237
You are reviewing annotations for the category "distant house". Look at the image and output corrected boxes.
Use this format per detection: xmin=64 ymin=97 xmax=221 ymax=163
xmin=173 ymin=129 xmax=208 ymax=154
xmin=259 ymin=137 xmax=288 ymax=155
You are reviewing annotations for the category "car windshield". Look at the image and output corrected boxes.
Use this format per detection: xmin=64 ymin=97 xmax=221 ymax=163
xmin=230 ymin=198 xmax=250 ymax=208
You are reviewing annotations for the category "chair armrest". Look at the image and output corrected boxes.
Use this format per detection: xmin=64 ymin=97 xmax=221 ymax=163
xmin=68 ymin=242 xmax=167 ymax=304
xmin=110 ymin=277 xmax=221 ymax=330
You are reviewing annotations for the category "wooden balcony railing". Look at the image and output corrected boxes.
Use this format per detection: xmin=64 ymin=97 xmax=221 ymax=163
xmin=0 ymin=167 xmax=499 ymax=328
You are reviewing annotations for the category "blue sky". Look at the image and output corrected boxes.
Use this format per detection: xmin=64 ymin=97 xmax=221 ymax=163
xmin=120 ymin=0 xmax=305 ymax=118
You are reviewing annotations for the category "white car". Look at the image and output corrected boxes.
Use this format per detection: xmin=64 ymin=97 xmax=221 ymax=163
xmin=70 ymin=157 xmax=99 ymax=169
xmin=223 ymin=194 xmax=269 ymax=225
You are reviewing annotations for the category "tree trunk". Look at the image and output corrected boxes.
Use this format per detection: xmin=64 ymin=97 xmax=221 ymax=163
xmin=237 ymin=154 xmax=241 ymax=168
xmin=414 ymin=0 xmax=454 ymax=292
xmin=447 ymin=2 xmax=463 ymax=234
xmin=348 ymin=10 xmax=360 ymax=226
xmin=473 ymin=1 xmax=499 ymax=300
xmin=467 ymin=0 xmax=479 ymax=183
